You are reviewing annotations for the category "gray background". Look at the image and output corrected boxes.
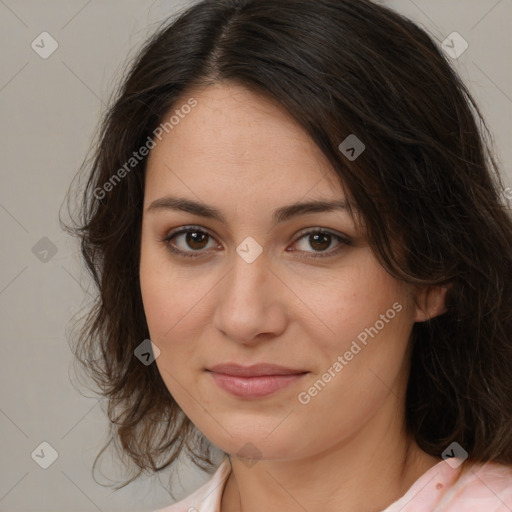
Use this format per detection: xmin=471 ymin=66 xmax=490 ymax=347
xmin=0 ymin=1 xmax=511 ymax=511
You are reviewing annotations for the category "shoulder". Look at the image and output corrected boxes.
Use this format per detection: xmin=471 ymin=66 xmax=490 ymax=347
xmin=153 ymin=457 xmax=231 ymax=512
xmin=385 ymin=459 xmax=512 ymax=512
xmin=438 ymin=461 xmax=512 ymax=510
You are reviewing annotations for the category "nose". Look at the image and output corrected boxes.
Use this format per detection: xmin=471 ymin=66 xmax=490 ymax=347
xmin=212 ymin=246 xmax=288 ymax=346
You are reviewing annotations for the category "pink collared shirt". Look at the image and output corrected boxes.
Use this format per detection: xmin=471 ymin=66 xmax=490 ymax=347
xmin=154 ymin=456 xmax=512 ymax=512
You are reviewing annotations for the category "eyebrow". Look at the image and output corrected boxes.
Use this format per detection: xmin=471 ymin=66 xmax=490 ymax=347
xmin=146 ymin=196 xmax=351 ymax=226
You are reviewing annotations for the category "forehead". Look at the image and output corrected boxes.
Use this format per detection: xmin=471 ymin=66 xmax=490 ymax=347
xmin=145 ymin=82 xmax=343 ymax=203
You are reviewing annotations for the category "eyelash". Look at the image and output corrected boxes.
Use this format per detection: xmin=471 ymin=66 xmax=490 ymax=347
xmin=160 ymin=225 xmax=352 ymax=260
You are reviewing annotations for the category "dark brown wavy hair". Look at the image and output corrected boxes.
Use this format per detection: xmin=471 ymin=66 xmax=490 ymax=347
xmin=61 ymin=0 xmax=512 ymax=490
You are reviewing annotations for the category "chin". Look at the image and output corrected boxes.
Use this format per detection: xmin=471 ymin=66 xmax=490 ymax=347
xmin=215 ymin=426 xmax=306 ymax=462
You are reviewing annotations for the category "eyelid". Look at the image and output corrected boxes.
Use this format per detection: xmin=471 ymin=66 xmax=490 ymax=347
xmin=292 ymin=227 xmax=351 ymax=245
xmin=160 ymin=225 xmax=221 ymax=257
xmin=161 ymin=225 xmax=351 ymax=259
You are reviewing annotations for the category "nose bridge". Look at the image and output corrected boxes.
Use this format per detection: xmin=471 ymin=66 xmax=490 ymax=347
xmin=225 ymin=243 xmax=269 ymax=308
xmin=213 ymin=241 xmax=285 ymax=343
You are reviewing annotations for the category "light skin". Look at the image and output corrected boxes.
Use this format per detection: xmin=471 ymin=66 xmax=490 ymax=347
xmin=139 ymin=82 xmax=448 ymax=512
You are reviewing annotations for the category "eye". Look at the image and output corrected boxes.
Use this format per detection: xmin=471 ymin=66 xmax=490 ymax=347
xmin=161 ymin=226 xmax=219 ymax=258
xmin=289 ymin=229 xmax=351 ymax=259
xmin=161 ymin=226 xmax=351 ymax=260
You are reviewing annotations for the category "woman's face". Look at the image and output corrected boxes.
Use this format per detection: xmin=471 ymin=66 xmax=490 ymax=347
xmin=139 ymin=82 xmax=424 ymax=461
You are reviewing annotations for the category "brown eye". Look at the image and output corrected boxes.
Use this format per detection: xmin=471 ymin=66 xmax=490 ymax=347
xmin=308 ymin=232 xmax=332 ymax=252
xmin=185 ymin=231 xmax=209 ymax=250
xmin=162 ymin=227 xmax=219 ymax=258
xmin=162 ymin=226 xmax=350 ymax=261
xmin=290 ymin=229 xmax=351 ymax=260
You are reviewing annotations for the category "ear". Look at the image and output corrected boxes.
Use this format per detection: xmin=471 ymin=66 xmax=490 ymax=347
xmin=413 ymin=284 xmax=450 ymax=323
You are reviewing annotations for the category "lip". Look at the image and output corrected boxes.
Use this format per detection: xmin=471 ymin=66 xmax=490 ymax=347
xmin=206 ymin=363 xmax=309 ymax=399
xmin=207 ymin=363 xmax=307 ymax=377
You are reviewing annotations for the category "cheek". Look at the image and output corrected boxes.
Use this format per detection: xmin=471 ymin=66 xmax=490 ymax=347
xmin=296 ymin=255 xmax=409 ymax=356
xmin=294 ymin=298 xmax=412 ymax=450
xmin=139 ymin=256 xmax=207 ymax=409
xmin=140 ymin=237 xmax=201 ymax=340
xmin=140 ymin=245 xmax=170 ymax=339
xmin=139 ymin=240 xmax=216 ymax=387
xmin=140 ymin=282 xmax=206 ymax=376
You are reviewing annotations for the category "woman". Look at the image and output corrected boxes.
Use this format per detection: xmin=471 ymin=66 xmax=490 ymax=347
xmin=63 ymin=0 xmax=512 ymax=510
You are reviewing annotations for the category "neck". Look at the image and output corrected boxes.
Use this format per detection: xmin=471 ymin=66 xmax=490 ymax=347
xmin=221 ymin=394 xmax=440 ymax=512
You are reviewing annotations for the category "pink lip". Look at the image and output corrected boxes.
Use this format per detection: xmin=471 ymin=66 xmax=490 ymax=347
xmin=206 ymin=363 xmax=308 ymax=399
